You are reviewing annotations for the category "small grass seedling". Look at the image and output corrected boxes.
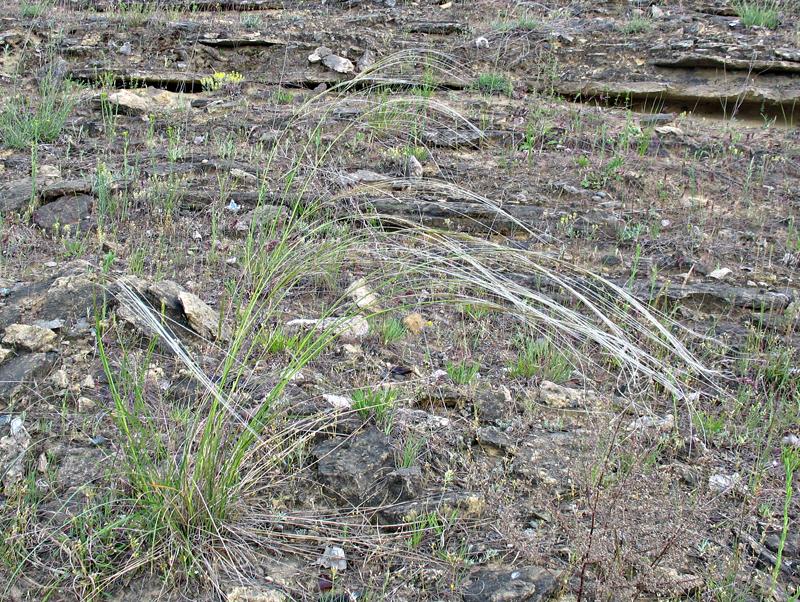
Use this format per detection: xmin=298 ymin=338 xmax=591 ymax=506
xmin=508 ymin=337 xmax=572 ymax=382
xmin=381 ymin=317 xmax=406 ymax=344
xmin=446 ymin=360 xmax=480 ymax=385
xmin=398 ymin=435 xmax=423 ymax=468
xmin=272 ymin=88 xmax=293 ymax=104
xmin=351 ymin=387 xmax=397 ymax=430
xmin=474 ymin=73 xmax=513 ymax=97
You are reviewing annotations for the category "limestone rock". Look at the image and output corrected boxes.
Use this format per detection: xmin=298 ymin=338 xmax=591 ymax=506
xmin=178 ymin=291 xmax=230 ymax=341
xmin=322 ymin=53 xmax=354 ymax=74
xmin=226 ymin=586 xmax=288 ymax=602
xmin=100 ymin=87 xmax=191 ymax=116
xmin=2 ymin=324 xmax=57 ymax=352
xmin=0 ymin=352 xmax=56 ymax=401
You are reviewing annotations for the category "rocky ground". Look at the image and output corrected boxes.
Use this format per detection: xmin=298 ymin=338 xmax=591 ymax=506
xmin=1 ymin=0 xmax=799 ymax=600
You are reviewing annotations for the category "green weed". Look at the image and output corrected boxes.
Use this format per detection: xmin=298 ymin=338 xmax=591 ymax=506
xmin=492 ymin=17 xmax=538 ymax=31
xmin=272 ymin=88 xmax=293 ymax=104
xmin=398 ymin=435 xmax=423 ymax=468
xmin=240 ymin=14 xmax=263 ymax=29
xmin=259 ymin=327 xmax=303 ymax=354
xmin=622 ymin=17 xmax=651 ymax=34
xmin=773 ymin=446 xmax=800 ymax=589
xmin=20 ymin=1 xmax=48 ymax=17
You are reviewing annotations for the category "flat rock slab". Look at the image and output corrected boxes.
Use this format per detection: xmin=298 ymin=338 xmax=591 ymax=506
xmin=116 ymin=277 xmax=229 ymax=341
xmin=69 ymin=68 xmax=205 ymax=91
xmin=178 ymin=290 xmax=231 ymax=341
xmin=462 ymin=566 xmax=559 ymax=601
xmin=1 ymin=178 xmax=94 ymax=216
xmin=550 ymin=79 xmax=800 ymax=110
xmin=380 ymin=491 xmax=484 ymax=524
xmin=199 ymin=36 xmax=286 ymax=48
xmin=33 ymin=194 xmax=94 ymax=233
xmin=652 ymin=53 xmax=800 ymax=75
xmin=0 ymin=352 xmax=56 ymax=401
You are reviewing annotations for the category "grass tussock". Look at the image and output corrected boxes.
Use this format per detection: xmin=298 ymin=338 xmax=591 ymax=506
xmin=0 ymin=75 xmax=76 ymax=149
xmin=735 ymin=0 xmax=781 ymax=28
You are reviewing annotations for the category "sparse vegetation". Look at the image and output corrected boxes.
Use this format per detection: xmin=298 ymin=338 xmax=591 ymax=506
xmin=492 ymin=17 xmax=538 ymax=31
xmin=272 ymin=87 xmax=293 ymax=104
xmin=351 ymin=387 xmax=397 ymax=428
xmin=380 ymin=317 xmax=406 ymax=344
xmin=0 ymin=2 xmax=798 ymax=601
xmin=508 ymin=336 xmax=572 ymax=382
xmin=20 ymin=1 xmax=47 ymax=17
xmin=622 ymin=17 xmax=651 ymax=34
xmin=201 ymin=70 xmax=244 ymax=92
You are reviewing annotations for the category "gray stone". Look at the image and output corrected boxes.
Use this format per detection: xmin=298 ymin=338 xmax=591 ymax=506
xmin=777 ymin=48 xmax=800 ymax=62
xmin=386 ymin=466 xmax=423 ymax=501
xmin=0 ymin=179 xmax=36 ymax=214
xmin=56 ymin=447 xmax=108 ymax=490
xmin=512 ymin=430 xmax=588 ymax=497
xmin=40 ymin=273 xmax=106 ymax=324
xmin=33 ymin=194 xmax=94 ymax=233
xmin=0 ymin=415 xmax=30 ymax=494
xmin=308 ymin=46 xmax=332 ymax=63
xmin=462 ymin=565 xmax=558 ymax=601
xmin=476 ymin=426 xmax=515 ymax=454
xmin=178 ymin=290 xmax=231 ymax=341
xmin=357 ymin=49 xmax=375 ymax=72
xmin=381 ymin=491 xmax=484 ymax=523
xmin=322 ymin=53 xmax=355 ymax=74
xmin=0 ymin=176 xmax=84 ymax=215
xmin=404 ymin=155 xmax=424 ymax=180
xmin=226 ymin=586 xmax=288 ymax=602
xmin=0 ymin=352 xmax=56 ymax=401
xmin=312 ymin=427 xmax=393 ymax=506
xmin=417 ymin=385 xmax=471 ymax=409
xmin=476 ymin=389 xmax=510 ymax=424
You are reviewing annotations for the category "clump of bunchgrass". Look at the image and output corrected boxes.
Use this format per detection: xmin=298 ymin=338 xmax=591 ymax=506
xmin=0 ymin=75 xmax=76 ymax=149
xmin=474 ymin=72 xmax=513 ymax=96
xmin=622 ymin=16 xmax=651 ymax=34
xmin=492 ymin=17 xmax=538 ymax=31
xmin=445 ymin=360 xmax=481 ymax=385
xmin=20 ymin=1 xmax=48 ymax=17
xmin=380 ymin=317 xmax=407 ymax=344
xmin=735 ymin=0 xmax=781 ymax=28
xmin=351 ymin=387 xmax=397 ymax=427
xmin=508 ymin=336 xmax=573 ymax=382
